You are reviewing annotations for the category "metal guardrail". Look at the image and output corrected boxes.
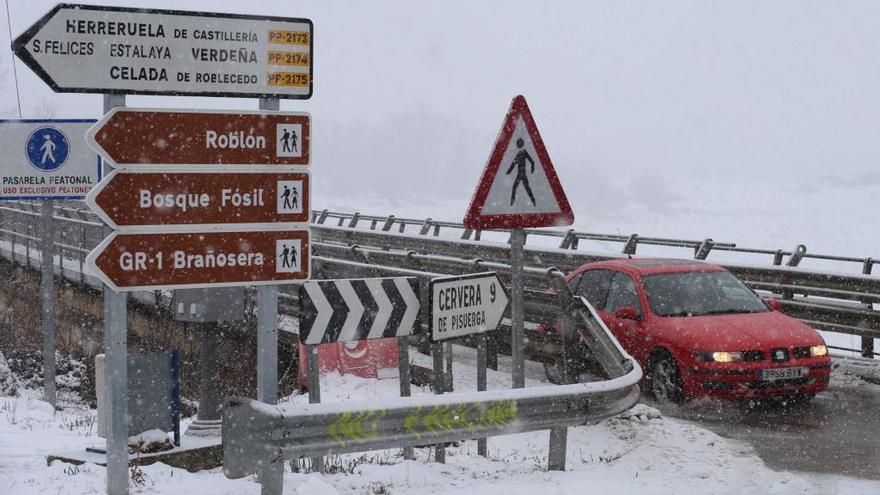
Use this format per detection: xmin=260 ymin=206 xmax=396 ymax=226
xmin=0 ymin=202 xmax=877 ymax=357
xmin=222 ymin=374 xmax=642 ymax=480
xmin=223 ymin=288 xmax=642 ymax=490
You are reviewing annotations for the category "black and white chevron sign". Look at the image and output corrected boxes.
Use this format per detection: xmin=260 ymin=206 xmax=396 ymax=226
xmin=298 ymin=278 xmax=421 ymax=345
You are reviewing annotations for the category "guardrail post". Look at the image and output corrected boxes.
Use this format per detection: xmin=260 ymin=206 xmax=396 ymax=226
xmin=694 ymin=238 xmax=714 ymax=260
xmin=316 ymin=209 xmax=329 ymax=224
xmin=419 ymin=218 xmax=433 ymax=235
xmin=461 ymin=228 xmax=473 ymax=240
xmin=861 ymin=258 xmax=875 ymax=358
xmin=382 ymin=215 xmax=396 ymax=232
xmin=548 ymin=427 xmax=567 ymax=471
xmin=772 ymin=250 xmax=784 ymax=265
xmin=559 ymin=229 xmax=578 ymax=250
xmin=623 ymin=234 xmax=639 ymax=255
xmin=80 ymin=223 xmax=86 ymax=284
xmin=347 ymin=212 xmax=360 ymax=228
xmin=787 ymin=244 xmax=806 ymax=267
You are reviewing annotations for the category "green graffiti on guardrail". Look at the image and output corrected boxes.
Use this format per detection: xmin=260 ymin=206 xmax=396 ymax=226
xmin=328 ymin=410 xmax=385 ymax=444
xmin=328 ymin=401 xmax=518 ymax=445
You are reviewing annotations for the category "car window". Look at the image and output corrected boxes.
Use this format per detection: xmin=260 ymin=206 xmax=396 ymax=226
xmin=566 ymin=273 xmax=583 ymax=294
xmin=643 ymin=270 xmax=769 ymax=317
xmin=605 ymin=272 xmax=643 ymax=317
xmin=573 ymin=269 xmax=614 ymax=311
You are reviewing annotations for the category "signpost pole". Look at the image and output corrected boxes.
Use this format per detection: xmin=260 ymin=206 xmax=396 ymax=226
xmin=510 ymin=229 xmax=526 ymax=389
xmin=40 ymin=199 xmax=56 ymax=408
xmin=306 ymin=344 xmax=324 ymax=472
xmin=256 ymin=96 xmax=284 ymax=495
xmin=397 ymin=337 xmax=414 ymax=460
xmin=432 ymin=341 xmax=446 ymax=463
xmin=102 ymin=94 xmax=129 ymax=495
xmin=476 ymin=333 xmax=488 ymax=456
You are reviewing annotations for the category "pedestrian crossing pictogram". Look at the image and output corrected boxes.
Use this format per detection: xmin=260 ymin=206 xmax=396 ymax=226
xmin=463 ymin=95 xmax=574 ymax=230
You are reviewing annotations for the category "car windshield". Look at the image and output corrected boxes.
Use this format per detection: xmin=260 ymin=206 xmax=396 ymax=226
xmin=643 ymin=270 xmax=769 ymax=317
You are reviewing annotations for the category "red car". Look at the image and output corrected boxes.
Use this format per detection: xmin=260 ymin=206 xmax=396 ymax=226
xmin=558 ymin=258 xmax=831 ymax=403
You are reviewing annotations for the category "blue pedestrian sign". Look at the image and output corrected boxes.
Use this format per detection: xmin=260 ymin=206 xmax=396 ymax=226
xmin=0 ymin=120 xmax=100 ymax=200
xmin=26 ymin=126 xmax=70 ymax=172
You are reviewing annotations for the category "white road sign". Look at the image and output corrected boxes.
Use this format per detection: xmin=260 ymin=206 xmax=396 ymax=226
xmin=430 ymin=272 xmax=510 ymax=342
xmin=12 ymin=4 xmax=313 ymax=99
xmin=0 ymin=119 xmax=100 ymax=200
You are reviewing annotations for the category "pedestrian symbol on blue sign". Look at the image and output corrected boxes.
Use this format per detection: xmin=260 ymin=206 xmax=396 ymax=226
xmin=25 ymin=126 xmax=69 ymax=172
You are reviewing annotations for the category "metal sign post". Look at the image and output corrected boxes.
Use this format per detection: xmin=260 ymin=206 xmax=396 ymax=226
xmin=476 ymin=333 xmax=488 ymax=456
xmin=431 ymin=341 xmax=445 ymax=464
xmin=306 ymin=344 xmax=323 ymax=472
xmin=509 ymin=230 xmax=526 ymax=389
xmin=40 ymin=200 xmax=55 ymax=408
xmin=462 ymin=95 xmax=574 ymax=390
xmin=429 ymin=272 xmax=510 ymax=453
xmin=102 ymin=93 xmax=128 ymax=495
xmin=255 ymin=96 xmax=284 ymax=493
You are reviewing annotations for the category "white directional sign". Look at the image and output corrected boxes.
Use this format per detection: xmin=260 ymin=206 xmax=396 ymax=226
xmin=0 ymin=119 xmax=100 ymax=200
xmin=430 ymin=272 xmax=510 ymax=342
xmin=12 ymin=4 xmax=313 ymax=98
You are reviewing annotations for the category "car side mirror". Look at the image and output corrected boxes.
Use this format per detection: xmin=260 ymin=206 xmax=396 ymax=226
xmin=615 ymin=306 xmax=640 ymax=320
xmin=766 ymin=299 xmax=783 ymax=312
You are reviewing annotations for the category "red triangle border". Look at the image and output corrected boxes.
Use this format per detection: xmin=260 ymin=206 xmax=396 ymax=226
xmin=463 ymin=95 xmax=574 ymax=230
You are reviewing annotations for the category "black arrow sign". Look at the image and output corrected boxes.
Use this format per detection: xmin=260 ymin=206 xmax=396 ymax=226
xmin=299 ymin=278 xmax=421 ymax=345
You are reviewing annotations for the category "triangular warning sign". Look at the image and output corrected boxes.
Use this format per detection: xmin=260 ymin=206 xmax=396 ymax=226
xmin=463 ymin=95 xmax=574 ymax=230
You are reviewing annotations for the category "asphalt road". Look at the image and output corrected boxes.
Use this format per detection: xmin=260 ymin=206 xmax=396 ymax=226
xmin=438 ymin=345 xmax=880 ymax=479
xmin=639 ymin=358 xmax=880 ymax=480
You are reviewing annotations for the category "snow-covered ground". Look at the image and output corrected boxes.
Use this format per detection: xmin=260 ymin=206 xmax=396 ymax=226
xmin=1 ymin=349 xmax=877 ymax=495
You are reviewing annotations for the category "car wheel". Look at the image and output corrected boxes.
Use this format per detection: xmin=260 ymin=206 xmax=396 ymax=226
xmin=649 ymin=353 xmax=685 ymax=404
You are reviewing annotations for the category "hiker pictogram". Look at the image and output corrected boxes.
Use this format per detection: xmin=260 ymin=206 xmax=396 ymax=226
xmin=279 ymin=243 xmax=298 ymax=269
xmin=276 ymin=123 xmax=303 ymax=158
xmin=277 ymin=180 xmax=304 ymax=214
xmin=276 ymin=239 xmax=303 ymax=273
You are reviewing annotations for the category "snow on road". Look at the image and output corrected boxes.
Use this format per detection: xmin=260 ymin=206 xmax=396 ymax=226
xmin=1 ymin=352 xmax=877 ymax=494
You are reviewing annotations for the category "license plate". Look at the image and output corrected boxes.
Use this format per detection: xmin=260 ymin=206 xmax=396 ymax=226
xmin=760 ymin=367 xmax=806 ymax=381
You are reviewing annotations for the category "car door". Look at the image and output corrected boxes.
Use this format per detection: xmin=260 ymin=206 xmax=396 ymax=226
xmin=602 ymin=272 xmax=646 ymax=358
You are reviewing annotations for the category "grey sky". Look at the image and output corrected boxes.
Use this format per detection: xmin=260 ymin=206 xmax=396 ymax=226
xmin=2 ymin=1 xmax=879 ymax=225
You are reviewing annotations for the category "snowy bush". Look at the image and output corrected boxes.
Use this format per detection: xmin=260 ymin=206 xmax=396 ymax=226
xmin=0 ymin=351 xmax=17 ymax=397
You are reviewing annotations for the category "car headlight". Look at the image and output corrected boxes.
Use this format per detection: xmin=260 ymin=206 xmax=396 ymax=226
xmin=810 ymin=345 xmax=828 ymax=357
xmin=695 ymin=351 xmax=744 ymax=363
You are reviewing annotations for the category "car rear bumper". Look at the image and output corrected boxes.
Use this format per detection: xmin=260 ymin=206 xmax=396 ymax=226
xmin=683 ymin=359 xmax=831 ymax=399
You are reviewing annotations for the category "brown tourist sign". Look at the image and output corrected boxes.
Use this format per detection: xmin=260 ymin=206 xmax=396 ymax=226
xmin=87 ymin=169 xmax=310 ymax=229
xmin=87 ymin=108 xmax=311 ymax=167
xmin=86 ymin=229 xmax=310 ymax=291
